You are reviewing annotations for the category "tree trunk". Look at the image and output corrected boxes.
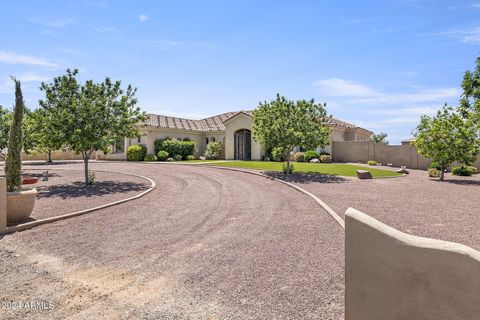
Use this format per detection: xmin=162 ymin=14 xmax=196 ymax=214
xmin=83 ymin=152 xmax=90 ymax=186
xmin=440 ymin=166 xmax=445 ymax=180
xmin=48 ymin=150 xmax=52 ymax=164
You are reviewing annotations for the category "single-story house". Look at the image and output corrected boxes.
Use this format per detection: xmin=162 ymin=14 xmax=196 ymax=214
xmin=118 ymin=111 xmax=373 ymax=160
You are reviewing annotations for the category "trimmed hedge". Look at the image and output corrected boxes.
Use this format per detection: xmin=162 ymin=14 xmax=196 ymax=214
xmin=452 ymin=166 xmax=475 ymax=176
xmin=367 ymin=160 xmax=378 ymax=166
xmin=186 ymin=155 xmax=195 ymax=160
xmin=154 ymin=137 xmax=196 ymax=158
xmin=144 ymin=154 xmax=157 ymax=161
xmin=127 ymin=144 xmax=147 ymax=161
xmin=157 ymin=150 xmax=169 ymax=161
xmin=319 ymin=155 xmax=332 ymax=163
xmin=304 ymin=150 xmax=319 ymax=162
xmin=293 ymin=152 xmax=305 ymax=162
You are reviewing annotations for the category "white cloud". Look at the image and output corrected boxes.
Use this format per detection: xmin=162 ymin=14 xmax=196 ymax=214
xmin=139 ymin=14 xmax=148 ymax=22
xmin=0 ymin=51 xmax=58 ymax=68
xmin=313 ymin=78 xmax=380 ymax=97
xmin=313 ymin=78 xmax=459 ymax=105
xmin=437 ymin=27 xmax=480 ymax=44
xmin=28 ymin=17 xmax=76 ymax=28
xmin=16 ymin=72 xmax=50 ymax=82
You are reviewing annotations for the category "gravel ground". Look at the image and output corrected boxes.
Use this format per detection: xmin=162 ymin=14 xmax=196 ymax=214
xmin=2 ymin=167 xmax=150 ymax=222
xmin=0 ymin=162 xmax=345 ymax=320
xmin=275 ymin=165 xmax=480 ymax=250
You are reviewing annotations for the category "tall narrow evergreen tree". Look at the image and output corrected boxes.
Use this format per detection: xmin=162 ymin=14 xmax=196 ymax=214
xmin=5 ymin=78 xmax=25 ymax=192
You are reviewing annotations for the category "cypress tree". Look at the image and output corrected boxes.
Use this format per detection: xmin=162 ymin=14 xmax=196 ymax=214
xmin=5 ymin=78 xmax=24 ymax=192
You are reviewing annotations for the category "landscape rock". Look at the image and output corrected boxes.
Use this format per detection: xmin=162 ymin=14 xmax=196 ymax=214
xmin=199 ymin=156 xmax=206 ymax=160
xmin=396 ymin=168 xmax=409 ymax=174
xmin=166 ymin=157 xmax=174 ymax=162
xmin=309 ymin=158 xmax=320 ymax=163
xmin=356 ymin=170 xmax=373 ymax=179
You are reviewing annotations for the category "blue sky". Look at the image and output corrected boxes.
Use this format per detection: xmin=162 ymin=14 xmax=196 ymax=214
xmin=0 ymin=0 xmax=479 ymax=144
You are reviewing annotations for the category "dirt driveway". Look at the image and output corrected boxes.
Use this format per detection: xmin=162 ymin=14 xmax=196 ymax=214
xmin=0 ymin=163 xmax=344 ymax=320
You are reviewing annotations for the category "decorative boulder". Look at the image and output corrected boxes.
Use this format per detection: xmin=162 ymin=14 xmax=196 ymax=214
xmin=396 ymin=168 xmax=409 ymax=174
xmin=166 ymin=157 xmax=174 ymax=161
xmin=264 ymin=157 xmax=270 ymax=162
xmin=309 ymin=158 xmax=320 ymax=163
xmin=356 ymin=170 xmax=373 ymax=179
xmin=199 ymin=156 xmax=206 ymax=160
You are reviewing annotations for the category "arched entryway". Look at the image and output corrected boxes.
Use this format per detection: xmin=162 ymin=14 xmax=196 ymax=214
xmin=234 ymin=129 xmax=251 ymax=160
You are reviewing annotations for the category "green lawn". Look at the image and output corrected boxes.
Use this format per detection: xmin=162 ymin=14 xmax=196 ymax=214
xmin=206 ymin=161 xmax=402 ymax=177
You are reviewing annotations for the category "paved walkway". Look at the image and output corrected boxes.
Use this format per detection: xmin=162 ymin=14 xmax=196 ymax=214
xmin=0 ymin=162 xmax=344 ymax=319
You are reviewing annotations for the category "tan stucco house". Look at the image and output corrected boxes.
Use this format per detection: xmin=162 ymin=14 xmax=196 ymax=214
xmin=121 ymin=111 xmax=373 ymax=160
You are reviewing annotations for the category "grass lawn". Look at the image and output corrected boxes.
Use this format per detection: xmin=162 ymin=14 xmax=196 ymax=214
xmin=206 ymin=161 xmax=402 ymax=178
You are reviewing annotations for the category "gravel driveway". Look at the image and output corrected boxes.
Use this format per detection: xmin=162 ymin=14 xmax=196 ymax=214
xmin=0 ymin=162 xmax=344 ymax=320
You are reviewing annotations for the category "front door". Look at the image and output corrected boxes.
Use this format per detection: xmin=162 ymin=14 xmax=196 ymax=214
xmin=234 ymin=129 xmax=251 ymax=160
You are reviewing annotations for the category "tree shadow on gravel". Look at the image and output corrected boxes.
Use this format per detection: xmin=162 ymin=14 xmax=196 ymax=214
xmin=262 ymin=171 xmax=349 ymax=184
xmin=37 ymin=180 xmax=149 ymax=199
xmin=433 ymin=179 xmax=480 ymax=186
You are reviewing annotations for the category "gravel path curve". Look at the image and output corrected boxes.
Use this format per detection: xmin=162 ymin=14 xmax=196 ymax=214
xmin=0 ymin=162 xmax=344 ymax=320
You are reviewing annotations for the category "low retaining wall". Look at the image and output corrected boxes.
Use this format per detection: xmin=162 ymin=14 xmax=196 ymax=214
xmin=0 ymin=177 xmax=5 ymax=233
xmin=345 ymin=208 xmax=480 ymax=320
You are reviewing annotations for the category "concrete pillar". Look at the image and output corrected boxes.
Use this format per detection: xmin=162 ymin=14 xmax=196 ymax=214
xmin=0 ymin=177 xmax=6 ymax=233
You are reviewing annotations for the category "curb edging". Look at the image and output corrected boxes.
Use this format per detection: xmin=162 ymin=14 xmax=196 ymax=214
xmin=4 ymin=168 xmax=156 ymax=234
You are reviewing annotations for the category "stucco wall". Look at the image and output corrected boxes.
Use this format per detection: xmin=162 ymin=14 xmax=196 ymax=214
xmin=20 ymin=151 xmax=97 ymax=161
xmin=224 ymin=113 xmax=263 ymax=160
xmin=332 ymin=141 xmax=434 ymax=169
xmin=345 ymin=207 xmax=480 ymax=320
xmin=0 ymin=177 xmax=5 ymax=233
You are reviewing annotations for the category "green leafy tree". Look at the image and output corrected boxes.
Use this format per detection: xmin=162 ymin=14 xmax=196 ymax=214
xmin=39 ymin=69 xmax=146 ymax=185
xmin=371 ymin=132 xmax=389 ymax=144
xmin=413 ymin=105 xmax=479 ymax=180
xmin=0 ymin=105 xmax=12 ymax=159
xmin=253 ymin=94 xmax=330 ymax=173
xmin=27 ymin=108 xmax=64 ymax=162
xmin=4 ymin=78 xmax=25 ymax=192
xmin=459 ymin=55 xmax=480 ymax=125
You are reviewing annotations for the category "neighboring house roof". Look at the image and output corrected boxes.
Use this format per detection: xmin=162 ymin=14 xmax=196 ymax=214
xmin=145 ymin=111 xmax=370 ymax=133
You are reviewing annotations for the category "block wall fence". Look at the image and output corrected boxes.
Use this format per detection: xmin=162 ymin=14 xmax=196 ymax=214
xmin=332 ymin=141 xmax=480 ymax=170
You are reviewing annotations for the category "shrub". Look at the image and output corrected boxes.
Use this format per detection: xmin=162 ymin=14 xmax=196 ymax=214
xmin=367 ymin=160 xmax=378 ymax=166
xmin=452 ymin=166 xmax=474 ymax=176
xmin=154 ymin=138 xmax=196 ymax=158
xmin=204 ymin=141 xmax=222 ymax=160
xmin=157 ymin=150 xmax=169 ymax=161
xmin=87 ymin=171 xmax=96 ymax=186
xmin=271 ymin=147 xmax=284 ymax=162
xmin=428 ymin=168 xmax=441 ymax=178
xmin=320 ymin=155 xmax=332 ymax=163
xmin=127 ymin=144 xmax=147 ymax=161
xmin=174 ymin=154 xmax=183 ymax=161
xmin=186 ymin=155 xmax=195 ymax=160
xmin=304 ymin=150 xmax=319 ymax=162
xmin=144 ymin=154 xmax=157 ymax=161
xmin=429 ymin=161 xmax=441 ymax=170
xmin=282 ymin=162 xmax=294 ymax=174
xmin=468 ymin=166 xmax=479 ymax=174
xmin=293 ymin=152 xmax=305 ymax=162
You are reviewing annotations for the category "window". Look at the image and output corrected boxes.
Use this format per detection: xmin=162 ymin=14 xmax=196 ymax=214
xmin=137 ymin=136 xmax=141 ymax=143
xmin=206 ymin=138 xmax=209 ymax=145
xmin=211 ymin=137 xmax=216 ymax=142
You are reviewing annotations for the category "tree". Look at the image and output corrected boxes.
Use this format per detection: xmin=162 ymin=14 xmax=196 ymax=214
xmin=253 ymin=94 xmax=330 ymax=173
xmin=459 ymin=55 xmax=480 ymax=125
xmin=371 ymin=132 xmax=389 ymax=144
xmin=0 ymin=105 xmax=12 ymax=159
xmin=39 ymin=69 xmax=146 ymax=186
xmin=413 ymin=105 xmax=479 ymax=180
xmin=4 ymin=78 xmax=25 ymax=192
xmin=27 ymin=108 xmax=64 ymax=163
